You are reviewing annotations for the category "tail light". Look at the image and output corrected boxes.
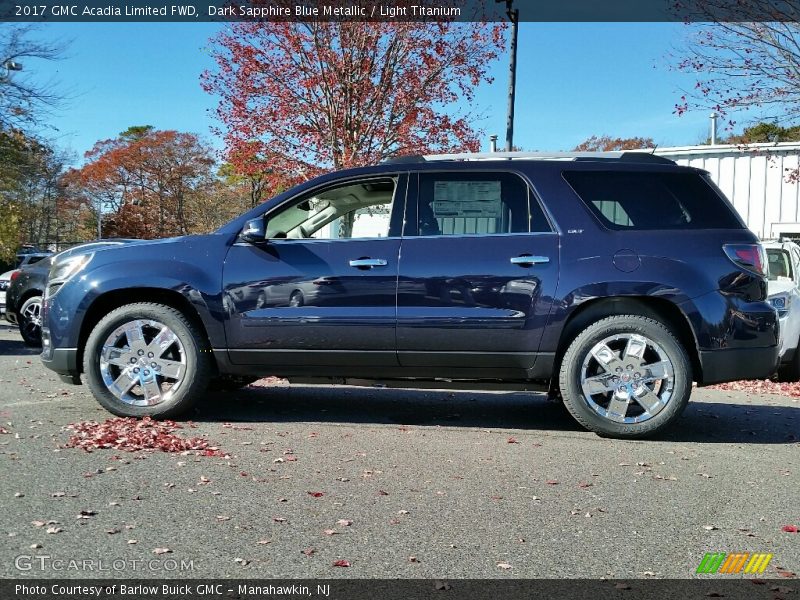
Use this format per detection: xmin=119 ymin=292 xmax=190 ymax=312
xmin=9 ymin=270 xmax=20 ymax=281
xmin=723 ymin=244 xmax=767 ymax=276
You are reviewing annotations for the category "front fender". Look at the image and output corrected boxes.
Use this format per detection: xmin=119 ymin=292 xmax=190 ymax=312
xmin=45 ymin=259 xmax=226 ymax=350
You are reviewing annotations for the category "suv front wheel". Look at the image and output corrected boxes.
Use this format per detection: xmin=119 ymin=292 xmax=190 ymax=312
xmin=558 ymin=315 xmax=691 ymax=438
xmin=83 ymin=303 xmax=212 ymax=418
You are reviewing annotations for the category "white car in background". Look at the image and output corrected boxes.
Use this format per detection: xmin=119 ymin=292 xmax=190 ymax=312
xmin=764 ymin=239 xmax=800 ymax=380
xmin=0 ymin=270 xmax=11 ymax=316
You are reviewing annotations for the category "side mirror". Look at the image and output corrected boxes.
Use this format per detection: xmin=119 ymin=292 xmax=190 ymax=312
xmin=240 ymin=218 xmax=266 ymax=244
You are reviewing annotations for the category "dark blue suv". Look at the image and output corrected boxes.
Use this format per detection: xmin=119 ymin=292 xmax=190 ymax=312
xmin=40 ymin=152 xmax=779 ymax=438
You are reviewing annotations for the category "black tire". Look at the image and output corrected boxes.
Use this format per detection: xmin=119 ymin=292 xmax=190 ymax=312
xmin=777 ymin=337 xmax=800 ymax=381
xmin=289 ymin=291 xmax=304 ymax=307
xmin=83 ymin=302 xmax=212 ymax=418
xmin=558 ymin=314 xmax=692 ymax=439
xmin=18 ymin=295 xmax=43 ymax=347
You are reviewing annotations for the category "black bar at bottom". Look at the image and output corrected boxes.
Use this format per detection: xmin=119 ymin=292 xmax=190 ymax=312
xmin=1 ymin=579 xmax=796 ymax=600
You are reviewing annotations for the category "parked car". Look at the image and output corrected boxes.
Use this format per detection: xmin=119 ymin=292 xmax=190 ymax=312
xmin=763 ymin=238 xmax=800 ymax=380
xmin=5 ymin=242 xmax=135 ymax=347
xmin=0 ymin=251 xmax=52 ymax=317
xmin=40 ymin=151 xmax=779 ymax=438
xmin=0 ymin=271 xmax=11 ymax=317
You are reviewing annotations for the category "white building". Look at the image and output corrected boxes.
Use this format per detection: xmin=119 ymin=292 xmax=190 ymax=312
xmin=655 ymin=142 xmax=800 ymax=240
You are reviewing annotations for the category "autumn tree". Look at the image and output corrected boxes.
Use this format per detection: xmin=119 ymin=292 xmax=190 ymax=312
xmin=0 ymin=130 xmax=72 ymax=260
xmin=201 ymin=20 xmax=504 ymax=180
xmin=1 ymin=25 xmax=66 ymax=135
xmin=673 ymin=2 xmax=800 ymax=126
xmin=66 ymin=126 xmax=218 ymax=238
xmin=572 ymin=135 xmax=655 ymax=152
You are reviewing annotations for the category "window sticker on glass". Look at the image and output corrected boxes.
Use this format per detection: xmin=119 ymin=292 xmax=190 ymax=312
xmin=432 ymin=181 xmax=503 ymax=219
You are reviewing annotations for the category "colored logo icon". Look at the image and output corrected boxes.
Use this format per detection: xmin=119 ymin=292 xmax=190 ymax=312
xmin=696 ymin=552 xmax=773 ymax=574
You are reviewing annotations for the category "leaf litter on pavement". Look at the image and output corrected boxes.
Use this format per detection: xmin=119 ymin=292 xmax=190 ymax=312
xmin=63 ymin=416 xmax=226 ymax=456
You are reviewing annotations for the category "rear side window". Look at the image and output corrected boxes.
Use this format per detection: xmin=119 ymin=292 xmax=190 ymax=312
xmin=412 ymin=171 xmax=549 ymax=236
xmin=563 ymin=171 xmax=742 ymax=230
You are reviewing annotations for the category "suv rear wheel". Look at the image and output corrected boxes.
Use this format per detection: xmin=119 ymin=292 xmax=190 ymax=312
xmin=83 ymin=303 xmax=212 ymax=418
xmin=558 ymin=315 xmax=691 ymax=438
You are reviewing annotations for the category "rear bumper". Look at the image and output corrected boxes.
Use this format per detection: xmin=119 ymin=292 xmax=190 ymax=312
xmin=40 ymin=328 xmax=81 ymax=384
xmin=698 ymin=346 xmax=779 ymax=385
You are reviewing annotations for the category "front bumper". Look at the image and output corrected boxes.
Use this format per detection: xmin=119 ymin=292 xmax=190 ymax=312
xmin=40 ymin=328 xmax=81 ymax=384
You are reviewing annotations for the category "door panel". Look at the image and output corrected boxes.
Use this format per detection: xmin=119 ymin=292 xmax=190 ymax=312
xmin=224 ymin=239 xmax=400 ymax=365
xmin=396 ymin=235 xmax=559 ymax=368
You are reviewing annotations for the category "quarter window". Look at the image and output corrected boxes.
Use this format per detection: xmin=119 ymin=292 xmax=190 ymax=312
xmin=564 ymin=171 xmax=742 ymax=230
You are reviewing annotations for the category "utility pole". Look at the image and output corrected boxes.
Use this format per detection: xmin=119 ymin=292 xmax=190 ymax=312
xmin=498 ymin=0 xmax=519 ymax=152
xmin=709 ymin=112 xmax=718 ymax=146
xmin=97 ymin=199 xmax=102 ymax=240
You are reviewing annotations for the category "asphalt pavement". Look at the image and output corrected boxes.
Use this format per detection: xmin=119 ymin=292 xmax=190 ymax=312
xmin=0 ymin=322 xmax=797 ymax=579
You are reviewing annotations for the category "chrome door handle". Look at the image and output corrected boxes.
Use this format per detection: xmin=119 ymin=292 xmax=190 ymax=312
xmin=349 ymin=258 xmax=388 ymax=268
xmin=510 ymin=255 xmax=549 ymax=266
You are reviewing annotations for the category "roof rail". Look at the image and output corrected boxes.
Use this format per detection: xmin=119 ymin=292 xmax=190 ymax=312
xmin=382 ymin=151 xmax=674 ymax=165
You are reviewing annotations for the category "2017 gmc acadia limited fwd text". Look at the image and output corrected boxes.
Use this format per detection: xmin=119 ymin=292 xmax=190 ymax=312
xmin=40 ymin=152 xmax=779 ymax=438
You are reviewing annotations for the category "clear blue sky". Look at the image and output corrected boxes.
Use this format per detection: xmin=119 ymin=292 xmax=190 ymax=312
xmin=25 ymin=22 xmax=717 ymax=163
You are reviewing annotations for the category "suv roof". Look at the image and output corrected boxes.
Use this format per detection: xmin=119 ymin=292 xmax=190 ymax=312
xmin=383 ymin=151 xmax=675 ymax=166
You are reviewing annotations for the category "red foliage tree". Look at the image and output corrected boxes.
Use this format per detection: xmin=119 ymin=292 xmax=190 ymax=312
xmin=201 ymin=21 xmax=504 ymax=180
xmin=65 ymin=126 xmax=215 ymax=239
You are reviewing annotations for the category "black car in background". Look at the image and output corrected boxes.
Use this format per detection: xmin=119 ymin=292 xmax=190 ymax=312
xmin=5 ymin=256 xmax=52 ymax=346
xmin=5 ymin=241 xmax=136 ymax=347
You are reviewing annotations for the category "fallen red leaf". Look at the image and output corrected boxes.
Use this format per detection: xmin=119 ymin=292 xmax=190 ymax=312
xmin=307 ymin=491 xmax=324 ymax=498
xmin=332 ymin=560 xmax=350 ymax=567
xmin=546 ymin=480 xmax=559 ymax=485
xmin=507 ymin=437 xmax=518 ymax=444
xmin=781 ymin=525 xmax=798 ymax=533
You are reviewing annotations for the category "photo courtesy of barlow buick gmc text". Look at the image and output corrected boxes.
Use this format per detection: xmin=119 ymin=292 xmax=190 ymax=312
xmin=0 ymin=1 xmax=797 ymax=599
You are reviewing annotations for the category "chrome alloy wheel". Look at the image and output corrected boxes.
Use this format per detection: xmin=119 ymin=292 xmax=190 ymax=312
xmin=98 ymin=319 xmax=187 ymax=407
xmin=21 ymin=296 xmax=42 ymax=326
xmin=579 ymin=333 xmax=675 ymax=424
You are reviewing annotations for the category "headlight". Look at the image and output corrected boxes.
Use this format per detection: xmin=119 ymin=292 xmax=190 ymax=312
xmin=46 ymin=253 xmax=93 ymax=297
